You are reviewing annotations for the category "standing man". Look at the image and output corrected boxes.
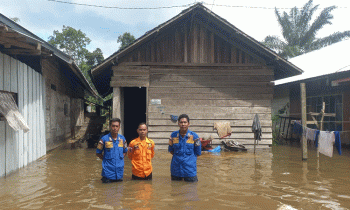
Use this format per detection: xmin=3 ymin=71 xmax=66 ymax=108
xmin=96 ymin=118 xmax=127 ymax=183
xmin=168 ymin=114 xmax=201 ymax=182
xmin=128 ymin=123 xmax=155 ymax=180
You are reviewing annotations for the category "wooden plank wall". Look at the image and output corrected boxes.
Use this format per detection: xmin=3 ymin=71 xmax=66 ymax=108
xmin=119 ymin=22 xmax=262 ymax=66
xmin=0 ymin=52 xmax=46 ymax=177
xmin=111 ymin=21 xmax=274 ymax=147
xmin=147 ymin=65 xmax=274 ymax=146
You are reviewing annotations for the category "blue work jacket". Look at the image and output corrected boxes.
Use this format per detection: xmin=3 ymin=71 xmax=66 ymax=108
xmin=96 ymin=133 xmax=127 ymax=180
xmin=168 ymin=130 xmax=201 ymax=177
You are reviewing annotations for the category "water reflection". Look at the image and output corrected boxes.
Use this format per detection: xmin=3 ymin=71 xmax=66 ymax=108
xmin=0 ymin=145 xmax=349 ymax=209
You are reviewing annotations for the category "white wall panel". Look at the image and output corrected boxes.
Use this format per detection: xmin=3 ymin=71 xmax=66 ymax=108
xmin=27 ymin=67 xmax=33 ymax=164
xmin=0 ymin=121 xmax=5 ymax=177
xmin=18 ymin=62 xmax=24 ymax=168
xmin=23 ymin=65 xmax=28 ymax=167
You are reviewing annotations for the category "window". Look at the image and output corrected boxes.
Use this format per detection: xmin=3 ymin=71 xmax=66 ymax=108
xmin=306 ymin=94 xmax=343 ymax=131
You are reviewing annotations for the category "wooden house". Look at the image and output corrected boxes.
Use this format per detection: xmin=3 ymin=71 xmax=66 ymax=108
xmin=90 ymin=3 xmax=302 ymax=148
xmin=273 ymin=40 xmax=350 ymax=144
xmin=0 ymin=14 xmax=97 ymax=177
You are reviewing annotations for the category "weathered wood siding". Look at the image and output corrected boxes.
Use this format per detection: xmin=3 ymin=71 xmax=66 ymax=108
xmin=147 ymin=65 xmax=273 ymax=146
xmin=0 ymin=52 xmax=46 ymax=177
xmin=111 ymin=22 xmax=274 ymax=147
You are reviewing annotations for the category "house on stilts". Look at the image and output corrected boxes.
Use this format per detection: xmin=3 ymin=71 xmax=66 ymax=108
xmin=0 ymin=14 xmax=98 ymax=177
xmin=90 ymin=3 xmax=302 ymax=148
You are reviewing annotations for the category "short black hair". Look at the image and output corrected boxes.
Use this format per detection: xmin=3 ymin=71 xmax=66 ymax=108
xmin=178 ymin=114 xmax=190 ymax=123
xmin=110 ymin=118 xmax=121 ymax=125
xmin=138 ymin=122 xmax=147 ymax=128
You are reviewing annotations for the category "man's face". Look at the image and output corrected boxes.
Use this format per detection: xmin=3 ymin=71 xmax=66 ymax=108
xmin=110 ymin=121 xmax=120 ymax=135
xmin=178 ymin=118 xmax=189 ymax=132
xmin=137 ymin=124 xmax=148 ymax=139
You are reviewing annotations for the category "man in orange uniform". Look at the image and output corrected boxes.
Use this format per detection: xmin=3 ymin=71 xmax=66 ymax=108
xmin=128 ymin=123 xmax=155 ymax=180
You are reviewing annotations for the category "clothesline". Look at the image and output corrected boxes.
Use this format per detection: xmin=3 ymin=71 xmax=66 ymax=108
xmin=291 ymin=120 xmax=349 ymax=133
xmin=292 ymin=121 xmax=342 ymax=158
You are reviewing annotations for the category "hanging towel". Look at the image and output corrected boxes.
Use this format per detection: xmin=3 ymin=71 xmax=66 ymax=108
xmin=334 ymin=131 xmax=342 ymax=155
xmin=252 ymin=114 xmax=262 ymax=140
xmin=214 ymin=121 xmax=232 ymax=138
xmin=318 ymin=131 xmax=335 ymax=157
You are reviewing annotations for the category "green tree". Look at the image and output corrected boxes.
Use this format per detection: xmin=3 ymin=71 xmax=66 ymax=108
xmin=117 ymin=32 xmax=135 ymax=50
xmin=48 ymin=26 xmax=106 ymax=105
xmin=48 ymin=25 xmax=91 ymax=65
xmin=262 ymin=0 xmax=350 ymax=59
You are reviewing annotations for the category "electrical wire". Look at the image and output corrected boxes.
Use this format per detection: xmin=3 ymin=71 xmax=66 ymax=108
xmin=47 ymin=0 xmax=348 ymax=10
xmin=47 ymin=0 xmax=196 ymax=9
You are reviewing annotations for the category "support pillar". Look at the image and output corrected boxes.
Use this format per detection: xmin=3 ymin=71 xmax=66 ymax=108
xmin=112 ymin=87 xmax=123 ymax=135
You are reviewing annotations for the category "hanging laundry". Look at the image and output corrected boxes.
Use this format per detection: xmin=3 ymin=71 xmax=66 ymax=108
xmin=315 ymin=130 xmax=320 ymax=147
xmin=252 ymin=114 xmax=262 ymax=141
xmin=318 ymin=131 xmax=335 ymax=157
xmin=306 ymin=128 xmax=317 ymax=141
xmin=213 ymin=121 xmax=232 ymax=138
xmin=334 ymin=131 xmax=342 ymax=155
xmin=292 ymin=121 xmax=303 ymax=135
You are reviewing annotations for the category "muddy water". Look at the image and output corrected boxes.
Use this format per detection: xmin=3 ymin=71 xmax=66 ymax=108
xmin=1 ymin=145 xmax=350 ymax=210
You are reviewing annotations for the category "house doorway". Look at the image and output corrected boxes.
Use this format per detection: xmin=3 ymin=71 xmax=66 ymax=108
xmin=123 ymin=87 xmax=147 ymax=143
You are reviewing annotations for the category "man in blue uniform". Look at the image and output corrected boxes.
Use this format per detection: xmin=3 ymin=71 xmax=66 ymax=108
xmin=96 ymin=118 xmax=127 ymax=183
xmin=168 ymin=114 xmax=201 ymax=182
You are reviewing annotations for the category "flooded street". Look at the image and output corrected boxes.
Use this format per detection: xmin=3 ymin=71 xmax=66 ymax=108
xmin=1 ymin=144 xmax=350 ymax=210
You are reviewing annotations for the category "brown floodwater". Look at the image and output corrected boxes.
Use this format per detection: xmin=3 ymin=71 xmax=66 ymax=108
xmin=1 ymin=144 xmax=350 ymax=210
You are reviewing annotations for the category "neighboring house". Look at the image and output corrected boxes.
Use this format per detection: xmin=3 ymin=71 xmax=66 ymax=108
xmin=90 ymin=3 xmax=302 ymax=148
xmin=0 ymin=14 xmax=97 ymax=177
xmin=273 ymin=39 xmax=350 ymax=144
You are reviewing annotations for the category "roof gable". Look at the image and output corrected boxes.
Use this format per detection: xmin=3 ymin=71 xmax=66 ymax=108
xmin=91 ymin=3 xmax=302 ymax=96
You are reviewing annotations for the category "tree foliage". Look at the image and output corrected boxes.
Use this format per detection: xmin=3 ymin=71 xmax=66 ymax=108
xmin=48 ymin=26 xmax=106 ymax=104
xmin=262 ymin=0 xmax=350 ymax=59
xmin=48 ymin=25 xmax=92 ymax=65
xmin=117 ymin=32 xmax=135 ymax=50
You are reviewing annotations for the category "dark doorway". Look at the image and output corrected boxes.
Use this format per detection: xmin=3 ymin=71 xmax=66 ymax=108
xmin=123 ymin=87 xmax=147 ymax=143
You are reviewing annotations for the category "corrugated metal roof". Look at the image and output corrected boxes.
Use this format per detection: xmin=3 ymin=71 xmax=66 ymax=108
xmin=275 ymin=39 xmax=350 ymax=85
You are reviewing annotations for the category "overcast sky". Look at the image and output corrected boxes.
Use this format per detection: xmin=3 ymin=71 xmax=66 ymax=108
xmin=1 ymin=0 xmax=350 ymax=58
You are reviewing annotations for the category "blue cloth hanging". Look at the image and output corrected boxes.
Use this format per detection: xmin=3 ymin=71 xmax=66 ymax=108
xmin=334 ymin=131 xmax=342 ymax=155
xmin=315 ymin=130 xmax=320 ymax=148
xmin=207 ymin=146 xmax=221 ymax=153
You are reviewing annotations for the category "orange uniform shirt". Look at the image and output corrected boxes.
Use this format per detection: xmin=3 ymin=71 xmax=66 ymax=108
xmin=128 ymin=137 xmax=155 ymax=178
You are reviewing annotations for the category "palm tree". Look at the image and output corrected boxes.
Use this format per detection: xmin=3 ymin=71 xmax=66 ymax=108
xmin=263 ymin=0 xmax=350 ymax=59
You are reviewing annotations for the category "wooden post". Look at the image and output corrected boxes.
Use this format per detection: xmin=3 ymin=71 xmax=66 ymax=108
xmin=112 ymin=87 xmax=123 ymax=135
xmin=301 ymin=83 xmax=307 ymax=160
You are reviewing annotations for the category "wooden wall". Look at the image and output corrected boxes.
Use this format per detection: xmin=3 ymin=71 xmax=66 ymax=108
xmin=111 ymin=22 xmax=274 ymax=147
xmin=147 ymin=65 xmax=273 ymax=146
xmin=119 ymin=22 xmax=262 ymax=66
xmin=0 ymin=52 xmax=46 ymax=177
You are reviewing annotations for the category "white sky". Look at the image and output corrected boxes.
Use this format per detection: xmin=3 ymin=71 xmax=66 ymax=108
xmin=1 ymin=0 xmax=350 ymax=58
